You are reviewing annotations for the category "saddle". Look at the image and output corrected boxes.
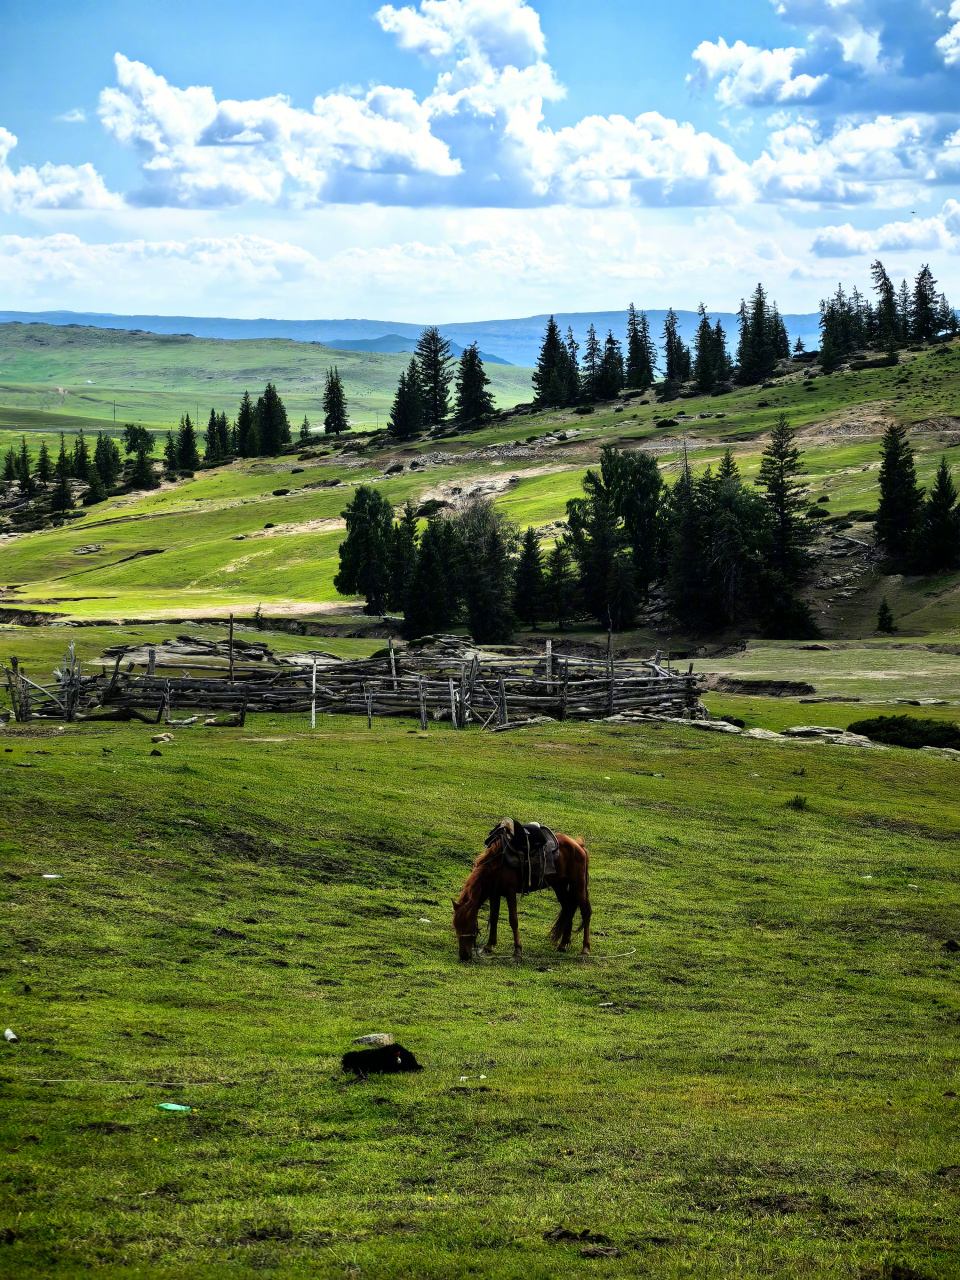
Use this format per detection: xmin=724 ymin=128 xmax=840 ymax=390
xmin=485 ymin=817 xmax=559 ymax=895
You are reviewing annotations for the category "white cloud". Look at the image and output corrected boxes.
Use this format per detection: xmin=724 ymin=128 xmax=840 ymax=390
xmin=98 ymin=53 xmax=460 ymax=208
xmin=55 ymin=108 xmax=87 ymax=124
xmin=811 ymin=223 xmax=875 ymax=256
xmin=937 ymin=1 xmax=960 ymax=66
xmin=0 ymin=126 xmax=120 ymax=212
xmin=689 ymin=38 xmax=826 ymax=108
xmin=812 ymin=205 xmax=956 ymax=256
xmin=376 ymin=0 xmax=545 ymax=67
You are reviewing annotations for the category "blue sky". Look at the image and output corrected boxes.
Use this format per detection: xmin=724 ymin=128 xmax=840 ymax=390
xmin=2 ymin=0 xmax=960 ymax=320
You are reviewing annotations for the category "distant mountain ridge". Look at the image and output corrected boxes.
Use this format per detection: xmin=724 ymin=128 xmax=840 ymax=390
xmin=0 ymin=307 xmax=824 ymax=368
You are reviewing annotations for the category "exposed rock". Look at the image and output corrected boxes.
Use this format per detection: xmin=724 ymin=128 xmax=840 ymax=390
xmin=782 ymin=725 xmax=845 ymax=737
xmin=352 ymin=1033 xmax=394 ymax=1046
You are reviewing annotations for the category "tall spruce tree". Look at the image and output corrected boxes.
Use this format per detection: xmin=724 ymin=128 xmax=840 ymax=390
xmin=401 ymin=516 xmax=461 ymax=638
xmin=2 ymin=447 xmax=15 ymax=483
xmin=452 ymin=498 xmax=519 ymax=644
xmin=876 ymin=597 xmax=896 ymax=634
xmin=736 ymin=283 xmax=778 ymax=384
xmin=93 ymin=432 xmax=121 ymax=487
xmin=596 ymin=331 xmax=625 ymax=400
xmin=205 ymin=408 xmax=222 ymax=463
xmin=236 ymin=391 xmax=257 ymax=455
xmin=83 ymin=467 xmax=106 ymax=505
xmin=755 ymin=413 xmax=810 ymax=582
xmin=875 ymin=422 xmax=924 ymax=563
xmin=625 ymin=303 xmax=654 ymax=390
xmin=915 ymin=455 xmax=958 ymax=571
xmin=870 ymin=260 xmax=898 ymax=350
xmin=322 ymin=367 xmax=348 ymax=436
xmin=414 ymin=326 xmax=454 ymax=427
xmin=912 ymin=264 xmax=939 ymax=342
xmin=163 ymin=432 xmax=179 ymax=479
xmin=599 ymin=445 xmax=663 ymax=600
xmin=255 ymin=383 xmax=290 ymax=455
xmin=333 ymin=485 xmax=394 ymax=615
xmin=35 ymin=439 xmax=52 ymax=485
xmin=662 ymin=308 xmax=690 ymax=387
xmin=565 ymin=469 xmax=637 ymax=630
xmin=692 ymin=304 xmax=716 ymax=393
xmin=564 ymin=327 xmax=582 ymax=404
xmin=16 ymin=437 xmax=35 ymax=496
xmin=299 ymin=415 xmax=311 ymax=443
xmin=532 ymin=316 xmax=565 ymax=407
xmin=71 ymin=429 xmax=90 ymax=482
xmin=513 ymin=527 xmax=545 ymax=629
xmin=545 ymin=542 xmax=577 ymax=630
xmin=388 ymin=500 xmax=419 ymax=612
xmin=388 ymin=361 xmax=424 ymax=440
xmin=453 ymin=344 xmax=494 ymax=424
xmin=50 ymin=434 xmax=74 ymax=511
xmin=581 ymin=323 xmax=602 ymax=402
xmin=176 ymin=413 xmax=200 ymax=471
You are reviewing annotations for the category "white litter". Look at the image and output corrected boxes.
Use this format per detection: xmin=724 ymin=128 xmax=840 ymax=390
xmin=42 ymin=874 xmax=62 ymax=879
xmin=599 ymin=1002 xmax=614 ymax=1007
xmin=4 ymin=1028 xmax=17 ymax=1043
xmin=908 ymin=884 xmax=919 ymax=890
xmin=459 ymin=1075 xmax=468 ymax=1082
xmin=418 ymin=917 xmax=432 ymax=924
xmin=479 ymin=1074 xmax=487 ymax=1080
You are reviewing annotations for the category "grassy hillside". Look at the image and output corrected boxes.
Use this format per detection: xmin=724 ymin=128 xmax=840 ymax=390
xmin=2 ymin=712 xmax=958 ymax=1279
xmin=0 ymin=322 xmax=535 ymax=436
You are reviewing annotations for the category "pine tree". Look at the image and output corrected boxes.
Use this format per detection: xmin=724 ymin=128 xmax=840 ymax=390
xmin=236 ymin=391 xmax=257 ymax=456
xmin=255 ymin=383 xmax=290 ymax=455
xmin=532 ymin=316 xmax=565 ymax=407
xmin=176 ymin=414 xmax=200 ymax=471
xmin=736 ymin=284 xmax=778 ymax=384
xmin=581 ymin=324 xmax=602 ymax=402
xmin=513 ymin=527 xmax=545 ymax=629
xmin=564 ymin=327 xmax=582 ymax=404
xmin=16 ymin=436 xmax=35 ymax=495
xmin=565 ymin=469 xmax=637 ymax=629
xmin=163 ymin=431 xmax=179 ymax=479
xmin=35 ymin=439 xmax=52 ymax=485
xmin=662 ymin=308 xmax=690 ymax=388
xmin=692 ymin=304 xmax=716 ymax=393
xmin=545 ymin=542 xmax=577 ymax=630
xmin=875 ymin=423 xmax=924 ymax=563
xmin=718 ymin=447 xmax=739 ymax=480
xmin=793 ymin=337 xmax=806 ymax=356
xmin=217 ymin=411 xmax=231 ymax=456
xmin=414 ymin=327 xmax=454 ymax=427
xmin=876 ymin=597 xmax=896 ymax=634
xmin=770 ymin=305 xmax=790 ymax=359
xmin=129 ymin=445 xmax=156 ymax=490
xmin=388 ymin=361 xmax=424 ymax=440
xmin=755 ymin=414 xmax=810 ymax=582
xmin=819 ymin=326 xmax=839 ymax=375
xmin=205 ymin=409 xmax=222 ymax=463
xmin=625 ymin=303 xmax=654 ymax=391
xmin=83 ymin=466 xmax=107 ymax=506
xmin=93 ymin=432 xmax=120 ymax=487
xmin=299 ymin=415 xmax=311 ymax=443
xmin=870 ymin=259 xmax=898 ymax=350
xmin=599 ymin=445 xmax=663 ymax=600
xmin=333 ymin=485 xmax=395 ymax=615
xmin=896 ymin=279 xmax=911 ymax=343
xmin=402 ymin=516 xmax=461 ymax=638
xmin=72 ymin=429 xmax=90 ymax=482
xmin=454 ymin=344 xmax=494 ymax=424
xmin=595 ymin=331 xmax=624 ymax=401
xmin=54 ymin=432 xmax=70 ymax=480
xmin=912 ymin=264 xmax=939 ymax=342
xmin=388 ymin=500 xmax=419 ymax=612
xmin=452 ymin=499 xmax=519 ymax=644
xmin=3 ymin=447 xmax=17 ymax=482
xmin=322 ymin=367 xmax=348 ymax=436
xmin=50 ymin=466 xmax=73 ymax=513
xmin=915 ymin=455 xmax=959 ymax=572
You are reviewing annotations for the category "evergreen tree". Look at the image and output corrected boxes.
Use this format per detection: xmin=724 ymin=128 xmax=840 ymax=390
xmin=452 ymin=499 xmax=519 ymax=644
xmin=544 ymin=542 xmax=577 ymax=630
xmin=599 ymin=445 xmax=663 ymax=600
xmin=255 ymin=383 xmax=290 ymax=455
xmin=415 ymin=326 xmax=454 ymax=427
xmin=565 ymin=469 xmax=637 ymax=630
xmin=83 ymin=466 xmax=107 ymax=505
xmin=596 ymin=331 xmax=625 ymax=400
xmin=662 ymin=308 xmax=690 ymax=387
xmin=692 ymin=304 xmax=716 ymax=393
xmin=163 ymin=431 xmax=179 ymax=479
xmin=581 ymin=323 xmax=602 ymax=402
xmin=388 ymin=361 xmax=424 ymax=440
xmin=870 ymin=259 xmax=898 ymax=350
xmin=93 ymin=433 xmax=121 ymax=487
xmin=625 ymin=303 xmax=655 ymax=391
xmin=322 ymin=367 xmax=348 ymax=436
xmin=718 ymin=447 xmax=739 ymax=480
xmin=755 ymin=414 xmax=811 ymax=583
xmin=129 ymin=445 xmax=157 ymax=490
xmin=54 ymin=432 xmax=70 ymax=480
xmin=388 ymin=500 xmax=419 ymax=612
xmin=35 ymin=439 xmax=52 ymax=485
xmin=736 ymin=284 xmax=778 ymax=384
xmin=176 ymin=413 xmax=200 ymax=471
xmin=770 ymin=304 xmax=790 ymax=359
xmin=236 ymin=391 xmax=257 ymax=456
xmin=532 ymin=316 xmax=565 ymax=407
xmin=915 ymin=455 xmax=959 ymax=572
xmin=819 ymin=323 xmax=839 ymax=374
xmin=454 ymin=344 xmax=495 ymax=424
xmin=72 ymin=429 xmax=90 ymax=482
xmin=50 ymin=466 xmax=73 ymax=513
xmin=205 ymin=408 xmax=221 ymax=463
xmin=513 ymin=527 xmax=545 ymax=629
xmin=912 ymin=264 xmax=939 ymax=342
xmin=402 ymin=515 xmax=461 ymax=638
xmin=793 ymin=337 xmax=806 ymax=356
xmin=876 ymin=597 xmax=896 ymax=634
xmin=563 ymin=327 xmax=582 ymax=405
xmin=875 ymin=423 xmax=924 ymax=563
xmin=896 ymin=278 xmax=911 ymax=343
xmin=299 ymin=415 xmax=311 ymax=443
xmin=2 ymin=447 xmax=15 ymax=482
xmin=217 ymin=411 xmax=231 ymax=456
xmin=712 ymin=320 xmax=731 ymax=382
xmin=333 ymin=485 xmax=395 ymax=615
xmin=17 ymin=436 xmax=35 ymax=495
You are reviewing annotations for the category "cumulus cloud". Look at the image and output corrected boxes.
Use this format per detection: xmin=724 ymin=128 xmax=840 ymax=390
xmin=937 ymin=1 xmax=960 ymax=66
xmin=376 ymin=0 xmax=545 ymax=67
xmin=98 ymin=53 xmax=460 ymax=208
xmin=689 ymin=38 xmax=826 ymax=108
xmin=0 ymin=126 xmax=120 ymax=212
xmin=812 ymin=205 xmax=957 ymax=256
xmin=55 ymin=108 xmax=87 ymax=124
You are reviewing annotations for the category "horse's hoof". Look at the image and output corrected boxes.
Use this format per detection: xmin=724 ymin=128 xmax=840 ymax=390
xmin=482 ymin=945 xmax=497 ymax=955
xmin=557 ymin=943 xmax=570 ymax=953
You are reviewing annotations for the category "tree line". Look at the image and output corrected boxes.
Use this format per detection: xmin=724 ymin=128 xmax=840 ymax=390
xmin=875 ymin=425 xmax=959 ymax=574
xmin=334 ymin=415 xmax=829 ymax=641
xmin=386 ymin=328 xmax=496 ymax=439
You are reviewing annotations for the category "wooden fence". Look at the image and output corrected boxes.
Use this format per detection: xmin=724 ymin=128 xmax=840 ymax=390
xmin=3 ymin=638 xmax=706 ymax=729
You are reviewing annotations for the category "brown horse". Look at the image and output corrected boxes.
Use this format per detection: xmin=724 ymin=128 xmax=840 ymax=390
xmin=452 ymin=819 xmax=591 ymax=961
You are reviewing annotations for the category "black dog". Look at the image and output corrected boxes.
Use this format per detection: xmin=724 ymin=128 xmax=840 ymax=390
xmin=341 ymin=1044 xmax=422 ymax=1076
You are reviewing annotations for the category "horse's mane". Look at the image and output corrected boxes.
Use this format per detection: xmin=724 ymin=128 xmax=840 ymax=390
xmin=452 ymin=840 xmax=504 ymax=936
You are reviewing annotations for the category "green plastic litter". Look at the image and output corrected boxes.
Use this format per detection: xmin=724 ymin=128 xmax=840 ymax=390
xmin=156 ymin=1103 xmax=193 ymax=1112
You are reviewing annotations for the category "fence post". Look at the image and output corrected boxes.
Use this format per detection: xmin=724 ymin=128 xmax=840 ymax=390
xmin=311 ymin=658 xmax=317 ymax=729
xmin=560 ymin=659 xmax=568 ymax=721
xmin=365 ymin=682 xmax=373 ymax=729
xmin=147 ymin=648 xmax=155 ymax=677
xmin=449 ymin=677 xmax=459 ymax=728
xmin=545 ymin=638 xmax=553 ymax=682
xmin=389 ymin=637 xmax=398 ymax=691
xmin=498 ymin=674 xmax=507 ymax=726
xmin=229 ymin=613 xmax=235 ymax=683
xmin=418 ymin=675 xmax=427 ymax=730
xmin=459 ymin=663 xmax=467 ymax=726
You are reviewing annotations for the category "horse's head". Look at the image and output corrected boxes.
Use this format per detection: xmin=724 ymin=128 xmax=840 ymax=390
xmin=453 ymin=894 xmax=476 ymax=962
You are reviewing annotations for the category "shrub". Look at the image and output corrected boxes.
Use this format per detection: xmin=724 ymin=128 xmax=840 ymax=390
xmin=786 ymin=794 xmax=809 ymax=811
xmin=847 ymin=715 xmax=960 ymax=750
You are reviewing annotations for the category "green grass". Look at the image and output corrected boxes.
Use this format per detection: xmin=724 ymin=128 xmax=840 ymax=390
xmin=1 ymin=714 xmax=958 ymax=1277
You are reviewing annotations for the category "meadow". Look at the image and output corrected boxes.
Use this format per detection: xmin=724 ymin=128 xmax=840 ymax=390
xmin=2 ymin=710 xmax=959 ymax=1279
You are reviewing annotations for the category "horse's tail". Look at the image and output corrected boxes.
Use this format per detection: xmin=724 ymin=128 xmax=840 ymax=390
xmin=574 ymin=836 xmax=588 ymax=933
xmin=549 ymin=891 xmax=577 ymax=946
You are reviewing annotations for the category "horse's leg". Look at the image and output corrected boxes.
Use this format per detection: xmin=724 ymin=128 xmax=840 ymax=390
xmin=575 ymin=868 xmax=592 ymax=955
xmin=557 ymin=883 xmax=577 ymax=951
xmin=506 ymin=888 xmax=522 ymax=958
xmin=484 ymin=893 xmax=501 ymax=953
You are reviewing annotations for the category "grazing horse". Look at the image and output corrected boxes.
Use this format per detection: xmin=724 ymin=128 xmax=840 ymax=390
xmin=452 ymin=818 xmax=591 ymax=961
